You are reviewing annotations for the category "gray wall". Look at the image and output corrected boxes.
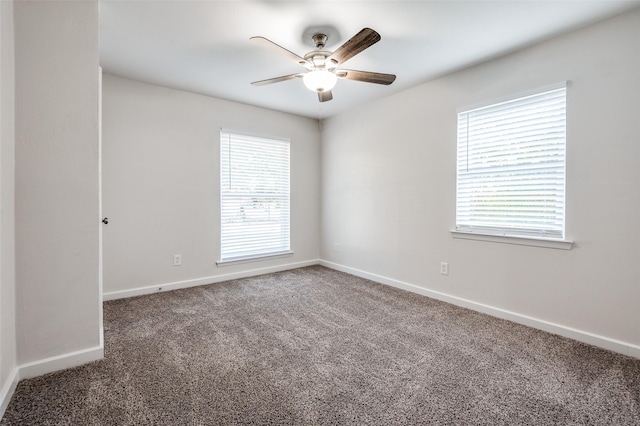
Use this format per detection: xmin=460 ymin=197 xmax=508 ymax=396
xmin=14 ymin=1 xmax=101 ymax=367
xmin=0 ymin=0 xmax=16 ymax=412
xmin=101 ymin=75 xmax=321 ymax=297
xmin=321 ymin=9 xmax=640 ymax=354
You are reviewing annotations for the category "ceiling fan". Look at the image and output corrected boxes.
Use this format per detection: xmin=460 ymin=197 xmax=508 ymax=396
xmin=250 ymin=28 xmax=396 ymax=102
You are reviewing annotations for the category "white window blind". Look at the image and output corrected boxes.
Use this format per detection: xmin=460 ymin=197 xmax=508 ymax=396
xmin=220 ymin=130 xmax=290 ymax=262
xmin=456 ymin=85 xmax=567 ymax=240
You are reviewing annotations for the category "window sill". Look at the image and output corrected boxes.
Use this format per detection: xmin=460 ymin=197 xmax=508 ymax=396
xmin=450 ymin=231 xmax=573 ymax=250
xmin=216 ymin=250 xmax=294 ymax=267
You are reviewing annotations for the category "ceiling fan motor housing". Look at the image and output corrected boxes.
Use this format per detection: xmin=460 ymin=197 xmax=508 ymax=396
xmin=304 ymin=51 xmax=333 ymax=69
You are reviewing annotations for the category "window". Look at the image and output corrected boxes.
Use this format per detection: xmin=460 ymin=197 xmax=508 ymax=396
xmin=219 ymin=130 xmax=290 ymax=263
xmin=455 ymin=84 xmax=567 ymax=241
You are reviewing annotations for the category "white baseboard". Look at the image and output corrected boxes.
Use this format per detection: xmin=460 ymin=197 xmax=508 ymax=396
xmin=18 ymin=345 xmax=104 ymax=380
xmin=0 ymin=367 xmax=19 ymax=420
xmin=1 ymin=345 xmax=104 ymax=419
xmin=103 ymin=259 xmax=321 ymax=301
xmin=320 ymin=260 xmax=640 ymax=360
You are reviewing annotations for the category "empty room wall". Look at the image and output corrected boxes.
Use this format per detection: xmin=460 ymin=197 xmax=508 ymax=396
xmin=101 ymin=75 xmax=320 ymax=297
xmin=0 ymin=0 xmax=16 ymax=413
xmin=14 ymin=0 xmax=102 ymax=371
xmin=321 ymin=9 xmax=640 ymax=356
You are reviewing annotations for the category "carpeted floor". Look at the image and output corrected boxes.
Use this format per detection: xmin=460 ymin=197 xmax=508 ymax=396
xmin=2 ymin=266 xmax=639 ymax=425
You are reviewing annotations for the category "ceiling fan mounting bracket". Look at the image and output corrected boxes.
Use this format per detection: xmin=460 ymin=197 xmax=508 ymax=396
xmin=311 ymin=33 xmax=328 ymax=49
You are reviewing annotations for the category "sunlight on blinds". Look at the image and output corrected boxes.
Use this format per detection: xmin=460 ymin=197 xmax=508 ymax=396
xmin=220 ymin=131 xmax=290 ymax=261
xmin=456 ymin=85 xmax=567 ymax=239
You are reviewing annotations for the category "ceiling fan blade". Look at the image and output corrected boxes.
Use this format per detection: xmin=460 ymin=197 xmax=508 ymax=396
xmin=336 ymin=69 xmax=396 ymax=85
xmin=318 ymin=90 xmax=333 ymax=102
xmin=251 ymin=73 xmax=304 ymax=86
xmin=327 ymin=28 xmax=381 ymax=66
xmin=250 ymin=36 xmax=312 ymax=69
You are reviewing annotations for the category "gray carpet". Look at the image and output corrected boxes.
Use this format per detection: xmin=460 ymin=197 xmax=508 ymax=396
xmin=2 ymin=266 xmax=639 ymax=425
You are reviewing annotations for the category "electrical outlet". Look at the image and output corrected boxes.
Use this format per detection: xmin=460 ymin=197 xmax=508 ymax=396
xmin=173 ymin=254 xmax=181 ymax=266
xmin=440 ymin=262 xmax=449 ymax=275
xmin=333 ymin=242 xmax=339 ymax=251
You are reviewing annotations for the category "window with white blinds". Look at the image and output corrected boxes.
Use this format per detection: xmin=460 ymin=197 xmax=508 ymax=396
xmin=456 ymin=84 xmax=567 ymax=240
xmin=220 ymin=130 xmax=290 ymax=262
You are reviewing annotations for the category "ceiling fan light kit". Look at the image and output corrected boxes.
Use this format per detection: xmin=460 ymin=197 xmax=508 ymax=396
xmin=250 ymin=28 xmax=396 ymax=103
xmin=303 ymin=69 xmax=337 ymax=92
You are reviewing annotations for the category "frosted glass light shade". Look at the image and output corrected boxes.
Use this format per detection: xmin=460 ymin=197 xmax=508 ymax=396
xmin=303 ymin=70 xmax=337 ymax=92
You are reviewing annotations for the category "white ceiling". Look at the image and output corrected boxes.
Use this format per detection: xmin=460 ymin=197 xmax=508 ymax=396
xmin=100 ymin=0 xmax=640 ymax=119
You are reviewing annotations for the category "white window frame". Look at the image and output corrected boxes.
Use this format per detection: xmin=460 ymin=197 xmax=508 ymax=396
xmin=218 ymin=130 xmax=292 ymax=265
xmin=452 ymin=83 xmax=573 ymax=250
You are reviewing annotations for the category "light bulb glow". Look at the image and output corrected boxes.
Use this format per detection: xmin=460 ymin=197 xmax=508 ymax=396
xmin=303 ymin=70 xmax=337 ymax=92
